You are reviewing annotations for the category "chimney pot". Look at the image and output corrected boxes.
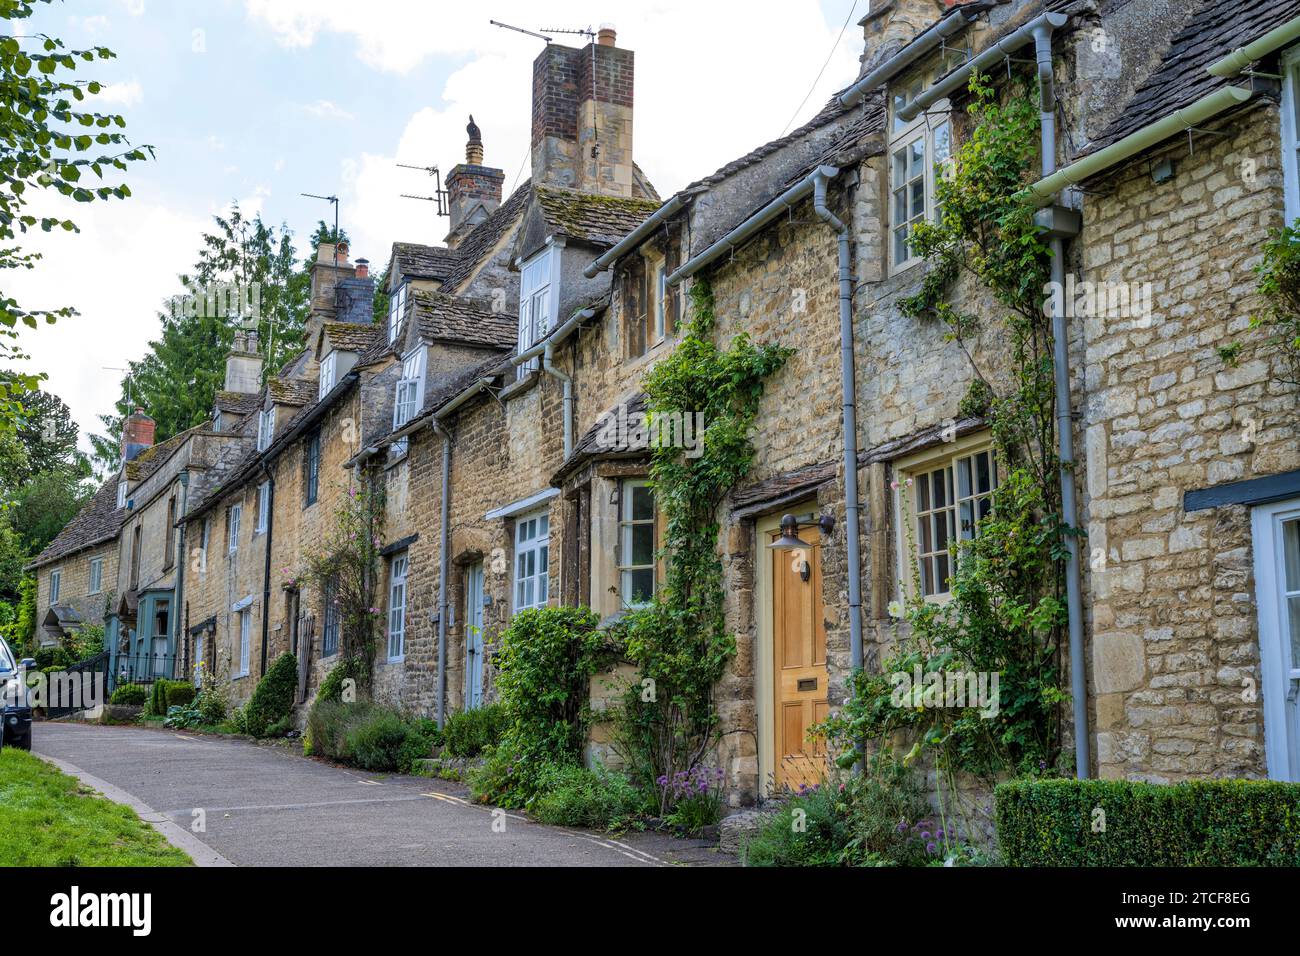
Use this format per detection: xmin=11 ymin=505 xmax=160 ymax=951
xmin=597 ymin=24 xmax=616 ymax=46
xmin=355 ymin=258 xmax=369 ymax=278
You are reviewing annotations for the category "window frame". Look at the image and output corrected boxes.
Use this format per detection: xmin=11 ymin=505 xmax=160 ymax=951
xmin=322 ymin=576 xmax=340 ymax=659
xmin=887 ymin=65 xmax=955 ymax=273
xmin=163 ymin=495 xmax=177 ymax=569
xmin=318 ymin=351 xmax=337 ymax=400
xmin=386 ymin=551 xmax=408 ymax=662
xmin=1282 ymin=45 xmax=1300 ymax=226
xmin=255 ymin=481 xmax=270 ymax=534
xmin=49 ymin=568 xmax=61 ymax=604
xmin=892 ymin=433 xmax=998 ymax=603
xmin=512 ymin=510 xmax=550 ymax=612
xmin=227 ymin=503 xmax=242 ymax=554
xmin=235 ymin=606 xmax=251 ymax=679
xmin=304 ymin=428 xmax=321 ymax=506
xmin=392 ymin=345 xmax=426 ymax=452
xmin=517 ymin=245 xmax=558 ymax=379
xmin=116 ymin=481 xmax=127 ymax=509
xmin=618 ymin=479 xmax=657 ymax=608
xmin=88 ymin=557 xmax=103 ymax=595
xmin=388 ymin=280 xmax=408 ymax=345
xmin=199 ymin=517 xmax=210 ymax=571
xmin=256 ymin=408 xmax=275 ymax=452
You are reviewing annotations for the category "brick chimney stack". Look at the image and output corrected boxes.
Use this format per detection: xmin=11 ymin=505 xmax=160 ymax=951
xmin=305 ymin=241 xmax=357 ymax=347
xmin=445 ymin=115 xmax=505 ymax=248
xmin=531 ymin=26 xmax=635 ymax=197
xmin=334 ymin=256 xmax=375 ymax=325
xmin=121 ymin=408 xmax=156 ymax=463
xmin=224 ymin=326 xmax=264 ymax=395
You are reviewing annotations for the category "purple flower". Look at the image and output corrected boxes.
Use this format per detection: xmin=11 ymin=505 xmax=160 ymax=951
xmin=926 ymin=841 xmax=937 ymax=854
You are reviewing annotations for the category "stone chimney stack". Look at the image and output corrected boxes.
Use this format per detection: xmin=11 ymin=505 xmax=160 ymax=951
xmin=445 ymin=115 xmax=505 ymax=248
xmin=531 ymin=26 xmax=635 ymax=197
xmin=858 ymin=0 xmax=946 ymax=76
xmin=121 ymin=408 xmax=156 ymax=463
xmin=334 ymin=256 xmax=376 ymax=325
xmin=224 ymin=326 xmax=264 ymax=394
xmin=305 ymin=241 xmax=357 ymax=346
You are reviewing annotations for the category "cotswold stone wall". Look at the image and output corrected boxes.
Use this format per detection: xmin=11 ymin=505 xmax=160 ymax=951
xmin=35 ymin=542 xmax=117 ymax=635
xmin=1078 ymin=102 xmax=1299 ymax=781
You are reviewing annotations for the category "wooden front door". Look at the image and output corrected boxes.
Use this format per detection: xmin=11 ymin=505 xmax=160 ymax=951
xmin=772 ymin=525 xmax=829 ymax=791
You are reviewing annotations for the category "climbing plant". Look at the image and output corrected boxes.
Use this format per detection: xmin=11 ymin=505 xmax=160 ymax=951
xmin=612 ymin=278 xmax=792 ymax=807
xmin=1218 ymin=221 xmax=1300 ymax=392
xmin=300 ymin=482 xmax=384 ymax=692
xmin=825 ymin=74 xmax=1068 ymax=782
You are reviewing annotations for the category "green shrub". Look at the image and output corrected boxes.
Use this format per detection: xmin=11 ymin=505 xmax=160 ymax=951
xmin=316 ymin=656 xmax=362 ymax=704
xmin=227 ymin=704 xmax=248 ymax=735
xmin=145 ymin=680 xmax=167 ymax=717
xmin=530 ymin=763 xmax=648 ymax=830
xmin=468 ymin=744 xmax=520 ymax=805
xmin=165 ymin=683 xmax=195 ymax=708
xmin=744 ymin=785 xmax=857 ymax=867
xmin=996 ymin=778 xmax=1300 ymax=866
xmin=443 ymin=703 xmax=506 ymax=758
xmin=304 ymin=700 xmax=431 ymax=772
xmin=483 ymin=606 xmax=609 ymax=805
xmin=109 ymin=683 xmax=147 ymax=706
xmin=244 ymin=652 xmax=298 ymax=737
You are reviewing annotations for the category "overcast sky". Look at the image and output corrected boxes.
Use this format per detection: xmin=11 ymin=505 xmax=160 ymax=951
xmin=9 ymin=0 xmax=865 ymax=453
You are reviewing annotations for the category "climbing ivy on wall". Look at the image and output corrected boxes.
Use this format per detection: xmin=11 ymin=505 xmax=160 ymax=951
xmin=612 ymin=278 xmax=792 ymax=807
xmin=823 ymin=74 xmax=1069 ymax=783
xmin=1218 ymin=221 xmax=1300 ymax=393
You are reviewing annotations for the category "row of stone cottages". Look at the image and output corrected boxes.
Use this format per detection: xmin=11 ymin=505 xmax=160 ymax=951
xmin=29 ymin=0 xmax=1300 ymax=802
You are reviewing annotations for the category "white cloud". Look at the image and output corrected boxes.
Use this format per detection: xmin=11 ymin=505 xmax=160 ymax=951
xmin=80 ymin=15 xmax=110 ymax=33
xmin=121 ymin=0 xmax=145 ymax=16
xmin=302 ymin=99 xmax=355 ymax=121
xmin=8 ymin=188 xmax=207 ymax=452
xmin=97 ymin=79 xmax=143 ymax=107
xmin=257 ymin=1 xmax=863 ymax=264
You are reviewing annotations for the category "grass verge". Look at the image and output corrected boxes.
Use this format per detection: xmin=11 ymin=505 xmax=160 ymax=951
xmin=0 ymin=749 xmax=192 ymax=866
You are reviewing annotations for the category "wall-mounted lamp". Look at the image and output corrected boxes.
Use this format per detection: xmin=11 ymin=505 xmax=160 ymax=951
xmin=767 ymin=513 xmax=836 ymax=551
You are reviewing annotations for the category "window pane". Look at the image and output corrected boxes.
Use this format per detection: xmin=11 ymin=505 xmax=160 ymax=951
xmin=539 ymin=544 xmax=548 ymax=574
xmin=540 ymin=515 xmax=549 ymax=536
xmin=916 ymin=475 xmax=930 ymax=513
xmin=894 ymin=227 xmax=909 ymax=263
xmin=627 ymin=569 xmax=655 ymax=605
xmin=932 ymin=470 xmax=947 ymax=509
xmin=631 ymin=484 xmax=654 ymax=520
xmin=910 ymin=180 xmax=925 ymax=218
xmin=960 ymin=500 xmax=975 ymax=540
xmin=918 ymin=514 xmax=932 ymax=554
xmin=934 ymin=511 xmax=949 ymax=552
xmin=631 ymin=524 xmax=655 ymax=565
xmin=909 ymin=138 xmax=924 ymax=177
xmin=921 ymin=557 xmax=934 ymax=596
xmin=957 ymin=456 xmax=972 ymax=500
xmin=936 ymin=553 xmax=950 ymax=591
xmin=934 ymin=121 xmax=951 ymax=167
xmin=1282 ymin=518 xmax=1300 ymax=592
xmin=893 ymin=148 xmax=908 ymax=182
xmin=976 ymin=451 xmax=992 ymax=494
xmin=893 ymin=188 xmax=907 ymax=223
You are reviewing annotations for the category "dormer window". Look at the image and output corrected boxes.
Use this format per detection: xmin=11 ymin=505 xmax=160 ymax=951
xmin=888 ymin=62 xmax=958 ymax=272
xmin=319 ymin=351 xmax=337 ymax=400
xmin=388 ymin=281 xmax=408 ymax=345
xmin=116 ymin=481 xmax=127 ymax=509
xmin=256 ymin=408 xmax=275 ymax=452
xmin=213 ymin=410 xmax=224 ymax=433
xmin=392 ymin=345 xmax=426 ymax=456
xmin=518 ymin=244 xmax=557 ymax=379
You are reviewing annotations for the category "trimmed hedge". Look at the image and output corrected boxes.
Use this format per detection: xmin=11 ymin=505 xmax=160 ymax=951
xmin=304 ymin=700 xmax=434 ymax=773
xmin=144 ymin=679 xmax=194 ymax=717
xmin=244 ymin=652 xmax=298 ymax=737
xmin=443 ymin=703 xmax=506 ymax=758
xmin=996 ymin=778 xmax=1300 ymax=866
xmin=109 ymin=683 xmax=147 ymax=706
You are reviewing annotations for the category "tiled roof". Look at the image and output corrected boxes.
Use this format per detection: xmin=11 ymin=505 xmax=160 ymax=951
xmin=441 ymin=180 xmax=532 ymax=292
xmin=213 ymin=391 xmax=261 ymax=418
xmin=391 ymin=241 xmax=462 ymax=283
xmin=27 ymin=479 xmax=122 ymax=569
xmin=732 ymin=460 xmax=836 ymax=516
xmin=320 ymin=321 xmax=381 ymax=354
xmin=424 ymin=352 xmax=511 ymax=417
xmin=1085 ymin=0 xmax=1300 ymax=153
xmin=553 ymin=392 xmax=650 ymax=484
xmin=122 ymin=427 xmax=197 ymax=482
xmin=411 ymin=290 xmax=517 ymax=350
xmin=534 ymin=187 xmax=663 ymax=247
xmin=268 ymin=377 xmax=317 ymax=407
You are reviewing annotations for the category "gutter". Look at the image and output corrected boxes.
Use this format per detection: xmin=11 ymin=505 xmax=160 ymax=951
xmin=662 ymin=163 xmax=865 ymax=679
xmin=512 ymin=305 xmax=599 ymax=459
xmin=258 ymin=460 xmax=275 ymax=678
xmin=897 ymin=11 xmax=1068 ymax=123
xmin=667 ymin=165 xmax=841 ymax=286
xmin=1208 ymin=15 xmax=1300 ymax=77
xmin=1024 ymin=86 xmax=1254 ymax=206
xmin=838 ymin=5 xmax=984 ymax=108
xmin=583 ymin=193 xmax=691 ymax=277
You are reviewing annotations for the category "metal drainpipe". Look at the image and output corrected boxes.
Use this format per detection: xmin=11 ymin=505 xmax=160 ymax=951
xmin=432 ymin=421 xmax=452 ymax=729
xmin=1034 ymin=23 xmax=1090 ymax=779
xmin=811 ymin=170 xmax=864 ymax=676
xmin=543 ymin=338 xmax=574 ymax=459
xmin=258 ymin=461 xmax=275 ymax=678
xmin=172 ymin=471 xmax=189 ymax=679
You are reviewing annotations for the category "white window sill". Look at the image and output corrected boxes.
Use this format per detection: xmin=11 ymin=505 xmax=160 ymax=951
xmin=383 ymin=655 xmax=405 ymax=665
xmin=232 ymin=671 xmax=249 ymax=680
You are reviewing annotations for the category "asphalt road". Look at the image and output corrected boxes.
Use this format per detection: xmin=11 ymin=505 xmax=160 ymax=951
xmin=32 ymin=722 xmax=733 ymax=867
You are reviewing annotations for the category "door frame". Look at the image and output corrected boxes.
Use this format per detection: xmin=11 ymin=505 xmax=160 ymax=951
xmin=464 ymin=562 xmax=485 ymax=710
xmin=1252 ymin=497 xmax=1300 ymax=781
xmin=755 ymin=501 xmax=820 ymax=798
